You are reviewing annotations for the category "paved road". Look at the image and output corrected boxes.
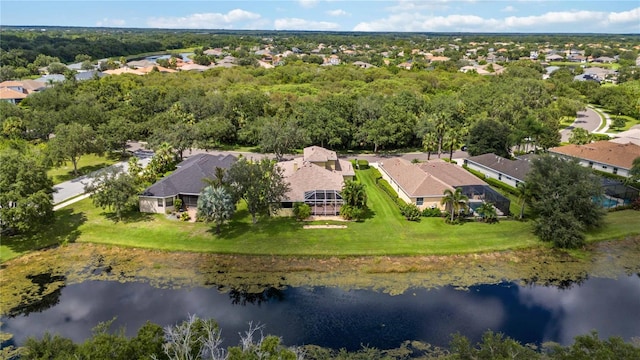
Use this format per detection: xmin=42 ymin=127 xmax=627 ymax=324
xmin=560 ymin=107 xmax=603 ymax=142
xmin=52 ymin=149 xmax=153 ymax=205
xmin=52 ymin=142 xmax=465 ymax=207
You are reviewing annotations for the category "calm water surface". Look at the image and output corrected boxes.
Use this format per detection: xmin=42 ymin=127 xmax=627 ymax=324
xmin=3 ymin=275 xmax=640 ymax=350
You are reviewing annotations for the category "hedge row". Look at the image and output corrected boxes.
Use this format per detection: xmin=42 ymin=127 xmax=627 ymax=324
xmin=371 ymin=168 xmax=445 ymax=219
xmin=463 ymin=165 xmax=519 ymax=196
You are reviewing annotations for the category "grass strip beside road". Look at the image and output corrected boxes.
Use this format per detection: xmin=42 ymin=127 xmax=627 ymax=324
xmin=47 ymin=153 xmax=123 ymax=185
xmin=2 ymin=169 xmax=639 ymax=263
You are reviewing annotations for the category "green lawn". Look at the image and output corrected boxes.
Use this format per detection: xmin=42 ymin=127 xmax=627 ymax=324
xmin=2 ymin=169 xmax=639 ymax=263
xmin=607 ymin=115 xmax=640 ymax=133
xmin=47 ymin=153 xmax=123 ymax=184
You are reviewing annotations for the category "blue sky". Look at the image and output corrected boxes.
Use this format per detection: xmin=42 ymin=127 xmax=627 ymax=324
xmin=1 ymin=1 xmax=639 ymax=33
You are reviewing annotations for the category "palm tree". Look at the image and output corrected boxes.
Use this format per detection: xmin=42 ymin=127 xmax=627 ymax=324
xmin=626 ymin=156 xmax=640 ymax=185
xmin=341 ymin=181 xmax=367 ymax=208
xmin=476 ymin=202 xmax=497 ymax=223
xmin=517 ymin=182 xmax=533 ymax=220
xmin=197 ymin=186 xmax=235 ymax=234
xmin=440 ymin=188 xmax=469 ymax=223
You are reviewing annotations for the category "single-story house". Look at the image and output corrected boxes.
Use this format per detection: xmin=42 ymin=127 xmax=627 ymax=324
xmin=549 ymin=141 xmax=640 ymax=178
xmin=377 ymin=158 xmax=511 ymax=215
xmin=278 ymin=146 xmax=355 ymax=216
xmin=139 ymin=153 xmax=237 ymax=213
xmin=0 ymin=80 xmax=47 ymax=103
xmin=0 ymin=87 xmax=28 ymax=104
xmin=464 ymin=153 xmax=531 ymax=188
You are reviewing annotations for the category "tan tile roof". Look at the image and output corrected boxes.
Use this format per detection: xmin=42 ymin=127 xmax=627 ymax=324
xmin=379 ymin=158 xmax=451 ymax=197
xmin=379 ymin=158 xmax=487 ymax=197
xmin=278 ymin=146 xmax=354 ymax=201
xmin=280 ymin=161 xmax=346 ymax=201
xmin=549 ymin=141 xmax=640 ymax=169
xmin=303 ymin=146 xmax=337 ymax=162
xmin=19 ymin=80 xmax=47 ymax=93
xmin=0 ymin=81 xmax=24 ymax=88
xmin=102 ymin=67 xmax=145 ymax=75
xmin=0 ymin=87 xmax=28 ymax=100
xmin=418 ymin=160 xmax=487 ymax=187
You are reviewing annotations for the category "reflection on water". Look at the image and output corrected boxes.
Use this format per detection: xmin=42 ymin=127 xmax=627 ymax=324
xmin=2 ymin=275 xmax=640 ymax=351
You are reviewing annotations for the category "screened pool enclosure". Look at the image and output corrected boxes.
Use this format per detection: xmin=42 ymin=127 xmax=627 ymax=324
xmin=304 ymin=190 xmax=344 ymax=216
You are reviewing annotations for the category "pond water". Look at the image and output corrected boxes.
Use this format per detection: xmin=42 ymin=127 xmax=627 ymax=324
xmin=3 ymin=274 xmax=640 ymax=351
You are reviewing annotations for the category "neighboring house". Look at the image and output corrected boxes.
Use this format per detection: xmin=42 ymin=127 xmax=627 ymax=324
xmin=545 ymin=54 xmax=564 ymax=61
xmin=75 ymin=70 xmax=106 ymax=81
xmin=139 ymin=153 xmax=237 ymax=213
xmin=549 ymin=141 xmax=640 ymax=178
xmin=610 ymin=129 xmax=640 ymax=146
xmin=464 ymin=153 xmax=531 ymax=188
xmin=376 ymin=158 xmax=511 ymax=215
xmin=0 ymin=87 xmax=28 ymax=104
xmin=352 ymin=61 xmax=376 ymax=69
xmin=102 ymin=67 xmax=145 ymax=76
xmin=278 ymin=146 xmax=355 ymax=216
xmin=593 ymin=56 xmax=615 ymax=63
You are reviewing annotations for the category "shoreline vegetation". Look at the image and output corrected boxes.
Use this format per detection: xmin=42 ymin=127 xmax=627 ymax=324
xmin=2 ymin=169 xmax=640 ymax=263
xmin=2 ymin=236 xmax=639 ymax=316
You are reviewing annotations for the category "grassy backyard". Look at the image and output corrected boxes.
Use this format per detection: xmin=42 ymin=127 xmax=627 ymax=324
xmin=47 ymin=153 xmax=123 ymax=184
xmin=2 ymin=169 xmax=639 ymax=263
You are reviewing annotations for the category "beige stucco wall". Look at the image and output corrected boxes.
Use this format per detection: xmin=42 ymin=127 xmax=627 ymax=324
xmin=139 ymin=196 xmax=175 ymax=214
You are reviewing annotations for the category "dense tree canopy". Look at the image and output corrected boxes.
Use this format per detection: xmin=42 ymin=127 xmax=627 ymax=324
xmin=226 ymin=158 xmax=290 ymax=224
xmin=0 ymin=148 xmax=54 ymax=234
xmin=526 ymin=155 xmax=606 ymax=248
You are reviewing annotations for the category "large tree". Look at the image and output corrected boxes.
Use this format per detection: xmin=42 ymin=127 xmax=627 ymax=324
xmin=226 ymin=158 xmax=290 ymax=224
xmin=196 ymin=185 xmax=235 ymax=234
xmin=0 ymin=148 xmax=54 ymax=234
xmin=526 ymin=155 xmax=606 ymax=248
xmin=47 ymin=122 xmax=100 ymax=175
xmin=467 ymin=118 xmax=513 ymax=158
xmin=259 ymin=116 xmax=307 ymax=161
xmin=84 ymin=167 xmax=142 ymax=221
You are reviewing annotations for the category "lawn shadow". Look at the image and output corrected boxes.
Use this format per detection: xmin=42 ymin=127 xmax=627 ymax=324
xmin=101 ymin=209 xmax=155 ymax=224
xmin=55 ymin=163 xmax=110 ymax=183
xmin=215 ymin=213 xmax=303 ymax=240
xmin=1 ymin=208 xmax=87 ymax=259
xmin=359 ymin=207 xmax=376 ymax=221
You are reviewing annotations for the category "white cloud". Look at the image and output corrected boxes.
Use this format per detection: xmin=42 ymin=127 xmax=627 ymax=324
xmin=501 ymin=6 xmax=516 ymax=13
xmin=274 ymin=17 xmax=340 ymax=30
xmin=147 ymin=9 xmax=261 ymax=29
xmin=607 ymin=7 xmax=640 ymax=23
xmin=326 ymin=9 xmax=349 ymax=16
xmin=353 ymin=8 xmax=640 ymax=32
xmin=298 ymin=0 xmax=319 ymax=8
xmin=386 ymin=0 xmax=450 ymax=13
xmin=96 ymin=18 xmax=126 ymax=27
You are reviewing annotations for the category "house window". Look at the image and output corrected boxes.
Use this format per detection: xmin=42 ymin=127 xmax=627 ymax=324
xmin=157 ymin=198 xmax=164 ymax=207
xmin=416 ymin=198 xmax=424 ymax=206
xmin=498 ymin=174 xmax=502 ymax=181
xmin=588 ymin=161 xmax=594 ymax=167
xmin=166 ymin=197 xmax=173 ymax=207
xmin=602 ymin=165 xmax=607 ymax=169
xmin=613 ymin=168 xmax=618 ymax=175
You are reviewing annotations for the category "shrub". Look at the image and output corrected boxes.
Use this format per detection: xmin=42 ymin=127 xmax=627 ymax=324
xmin=399 ymin=203 xmax=421 ymax=221
xmin=179 ymin=212 xmax=191 ymax=222
xmin=292 ymin=202 xmax=311 ymax=220
xmin=422 ymin=207 xmax=442 ymax=217
xmin=173 ymin=198 xmax=183 ymax=211
xmin=632 ymin=197 xmax=640 ymax=211
xmin=340 ymin=205 xmax=364 ymax=221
